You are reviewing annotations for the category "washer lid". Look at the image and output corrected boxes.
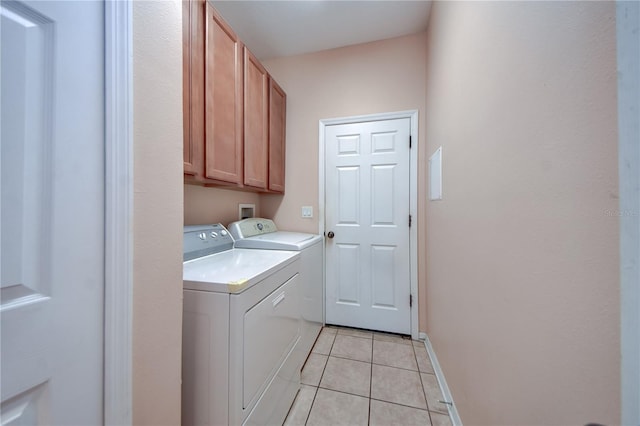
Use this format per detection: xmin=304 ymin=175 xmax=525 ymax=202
xmin=183 ymin=248 xmax=299 ymax=293
xmin=233 ymin=231 xmax=323 ymax=250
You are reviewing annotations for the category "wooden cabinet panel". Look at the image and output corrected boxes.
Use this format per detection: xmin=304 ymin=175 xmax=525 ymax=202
xmin=183 ymin=0 xmax=286 ymax=193
xmin=268 ymin=78 xmax=286 ymax=193
xmin=243 ymin=48 xmax=269 ymax=190
xmin=183 ymin=0 xmax=204 ymax=178
xmin=204 ymin=3 xmax=243 ymax=184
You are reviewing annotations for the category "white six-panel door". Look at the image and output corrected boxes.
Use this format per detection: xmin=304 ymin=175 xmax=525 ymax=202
xmin=325 ymin=118 xmax=411 ymax=334
xmin=1 ymin=1 xmax=105 ymax=423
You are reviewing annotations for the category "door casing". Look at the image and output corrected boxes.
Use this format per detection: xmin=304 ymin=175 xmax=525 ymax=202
xmin=319 ymin=110 xmax=419 ymax=340
xmin=104 ymin=1 xmax=133 ymax=424
xmin=1 ymin=0 xmax=131 ymax=422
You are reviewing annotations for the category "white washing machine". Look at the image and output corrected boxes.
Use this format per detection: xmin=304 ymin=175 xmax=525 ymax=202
xmin=228 ymin=218 xmax=324 ymax=364
xmin=182 ymin=224 xmax=301 ymax=426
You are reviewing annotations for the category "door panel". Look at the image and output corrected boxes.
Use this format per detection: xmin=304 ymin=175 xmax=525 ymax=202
xmin=371 ymin=245 xmax=396 ymax=307
xmin=1 ymin=1 xmax=104 ymax=423
xmin=183 ymin=0 xmax=205 ymax=177
xmin=325 ymin=118 xmax=411 ymax=334
xmin=337 ymin=166 xmax=360 ymax=224
xmin=205 ymin=3 xmax=243 ymax=183
xmin=372 ymin=165 xmax=396 ymax=225
xmin=337 ymin=244 xmax=360 ymax=304
xmin=243 ymin=47 xmax=268 ymax=189
xmin=268 ymin=79 xmax=286 ymax=193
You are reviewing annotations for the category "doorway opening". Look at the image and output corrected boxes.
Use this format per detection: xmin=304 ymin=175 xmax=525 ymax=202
xmin=319 ymin=110 xmax=419 ymax=339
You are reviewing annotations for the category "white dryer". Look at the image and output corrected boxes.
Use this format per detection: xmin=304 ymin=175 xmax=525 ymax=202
xmin=182 ymin=224 xmax=301 ymax=426
xmin=228 ymin=218 xmax=324 ymax=363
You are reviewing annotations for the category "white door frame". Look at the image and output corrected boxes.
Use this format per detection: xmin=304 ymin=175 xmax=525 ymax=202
xmin=319 ymin=110 xmax=419 ymax=340
xmin=104 ymin=1 xmax=133 ymax=424
xmin=617 ymin=1 xmax=640 ymax=424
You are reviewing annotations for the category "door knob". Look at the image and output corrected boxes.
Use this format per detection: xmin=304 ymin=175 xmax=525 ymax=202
xmin=327 ymin=231 xmax=335 ymax=239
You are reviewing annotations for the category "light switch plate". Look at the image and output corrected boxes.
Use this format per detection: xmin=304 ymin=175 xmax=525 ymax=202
xmin=301 ymin=206 xmax=313 ymax=218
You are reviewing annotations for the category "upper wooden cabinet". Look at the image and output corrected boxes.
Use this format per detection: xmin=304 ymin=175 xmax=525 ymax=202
xmin=183 ymin=0 xmax=242 ymax=186
xmin=268 ymin=79 xmax=286 ymax=193
xmin=183 ymin=0 xmax=287 ymax=193
xmin=205 ymin=3 xmax=243 ymax=184
xmin=243 ymin=48 xmax=269 ymax=190
xmin=182 ymin=0 xmax=204 ymax=178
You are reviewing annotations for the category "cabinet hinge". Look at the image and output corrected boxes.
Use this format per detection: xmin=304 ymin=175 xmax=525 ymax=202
xmin=409 ymin=214 xmax=412 ymax=228
xmin=410 ymin=294 xmax=413 ymax=307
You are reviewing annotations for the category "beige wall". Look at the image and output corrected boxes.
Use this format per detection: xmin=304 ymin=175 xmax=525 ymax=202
xmin=262 ymin=33 xmax=429 ymax=330
xmin=424 ymin=1 xmax=620 ymax=424
xmin=133 ymin=1 xmax=183 ymax=424
xmin=184 ymin=185 xmax=261 ymax=226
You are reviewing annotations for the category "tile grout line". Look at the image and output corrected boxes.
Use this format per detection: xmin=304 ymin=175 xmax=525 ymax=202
xmin=369 ymin=396 xmax=432 ymax=412
xmin=330 ymin=341 xmax=426 ymax=372
xmin=304 ymin=329 xmax=337 ymax=426
xmin=370 ymin=360 xmax=423 ymax=373
xmin=413 ymin=339 xmax=435 ymax=425
xmin=299 ymin=327 xmax=453 ymax=426
xmin=312 ymin=379 xmax=434 ymax=412
xmin=368 ymin=333 xmax=374 ymax=425
xmin=312 ymin=385 xmax=372 ymax=400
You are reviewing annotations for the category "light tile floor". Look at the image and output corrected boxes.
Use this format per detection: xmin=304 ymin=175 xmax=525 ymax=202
xmin=284 ymin=326 xmax=453 ymax=426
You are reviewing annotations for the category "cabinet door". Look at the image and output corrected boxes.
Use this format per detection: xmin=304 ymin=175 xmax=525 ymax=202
xmin=183 ymin=0 xmax=205 ymax=178
xmin=205 ymin=3 xmax=243 ymax=183
xmin=268 ymin=79 xmax=286 ymax=193
xmin=243 ymin=48 xmax=269 ymax=190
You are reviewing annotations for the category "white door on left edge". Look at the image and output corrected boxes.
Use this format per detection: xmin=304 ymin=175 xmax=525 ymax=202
xmin=1 ymin=1 xmax=104 ymax=423
xmin=325 ymin=118 xmax=411 ymax=334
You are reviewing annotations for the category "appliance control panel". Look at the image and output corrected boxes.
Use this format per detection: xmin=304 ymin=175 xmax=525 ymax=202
xmin=183 ymin=223 xmax=234 ymax=261
xmin=228 ymin=218 xmax=278 ymax=239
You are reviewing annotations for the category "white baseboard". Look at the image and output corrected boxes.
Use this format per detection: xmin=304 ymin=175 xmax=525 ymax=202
xmin=419 ymin=333 xmax=463 ymax=426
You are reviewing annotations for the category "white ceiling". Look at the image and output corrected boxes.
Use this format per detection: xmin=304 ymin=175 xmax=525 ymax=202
xmin=211 ymin=1 xmax=432 ymax=61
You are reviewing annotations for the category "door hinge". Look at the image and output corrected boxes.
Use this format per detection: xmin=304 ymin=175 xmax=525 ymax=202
xmin=410 ymin=294 xmax=413 ymax=307
xmin=409 ymin=214 xmax=412 ymax=228
xmin=409 ymin=135 xmax=412 ymax=149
